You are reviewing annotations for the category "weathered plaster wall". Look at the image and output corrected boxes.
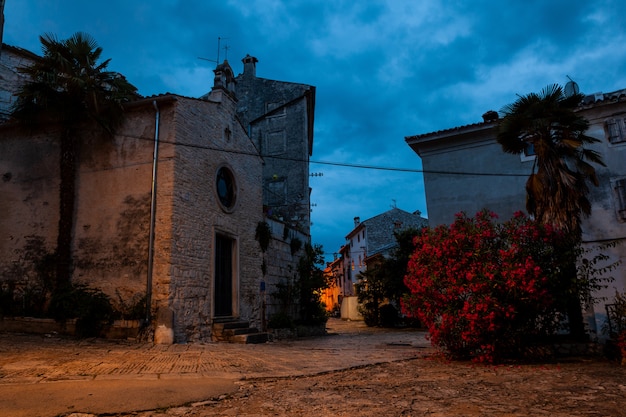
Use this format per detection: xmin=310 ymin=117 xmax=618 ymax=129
xmin=577 ymin=101 xmax=626 ymax=333
xmin=0 ymin=126 xmax=59 ymax=286
xmin=0 ymin=102 xmax=171 ymax=314
xmin=418 ymin=131 xmax=530 ymax=227
xmin=72 ymin=103 xmax=172 ymax=311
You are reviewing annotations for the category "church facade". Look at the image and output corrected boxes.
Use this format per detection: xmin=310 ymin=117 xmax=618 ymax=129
xmin=0 ymin=41 xmax=316 ymax=342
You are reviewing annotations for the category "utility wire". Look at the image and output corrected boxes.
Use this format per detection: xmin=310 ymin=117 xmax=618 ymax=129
xmin=112 ymin=131 xmax=531 ymax=178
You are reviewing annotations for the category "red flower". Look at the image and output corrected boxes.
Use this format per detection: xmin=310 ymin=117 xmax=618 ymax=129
xmin=403 ymin=210 xmax=561 ymax=363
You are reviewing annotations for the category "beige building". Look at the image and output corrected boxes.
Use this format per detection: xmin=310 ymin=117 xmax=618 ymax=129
xmin=0 ymin=41 xmax=316 ymax=342
xmin=406 ymin=88 xmax=626 ymax=338
xmin=1 ymin=85 xmax=266 ymax=342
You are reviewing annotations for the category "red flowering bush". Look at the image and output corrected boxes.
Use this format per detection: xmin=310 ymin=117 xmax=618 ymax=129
xmin=402 ymin=210 xmax=564 ymax=363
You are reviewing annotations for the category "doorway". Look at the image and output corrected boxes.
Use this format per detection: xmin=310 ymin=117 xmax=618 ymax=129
xmin=214 ymin=234 xmax=234 ymax=317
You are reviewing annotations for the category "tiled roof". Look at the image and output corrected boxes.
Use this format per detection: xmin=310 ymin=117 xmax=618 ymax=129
xmin=406 ymin=87 xmax=626 ymax=141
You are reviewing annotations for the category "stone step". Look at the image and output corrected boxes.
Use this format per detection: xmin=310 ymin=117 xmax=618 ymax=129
xmin=223 ymin=327 xmax=260 ymax=337
xmin=230 ymin=332 xmax=270 ymax=344
xmin=211 ymin=319 xmax=268 ymax=343
xmin=212 ymin=320 xmax=250 ymax=333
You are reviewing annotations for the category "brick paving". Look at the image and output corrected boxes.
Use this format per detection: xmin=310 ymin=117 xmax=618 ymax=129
xmin=0 ymin=319 xmax=429 ymax=385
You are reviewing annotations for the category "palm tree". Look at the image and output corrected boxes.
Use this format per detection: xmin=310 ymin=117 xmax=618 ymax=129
xmin=497 ymin=83 xmax=605 ymax=339
xmin=497 ymin=84 xmax=604 ymax=236
xmin=11 ymin=32 xmax=138 ymax=291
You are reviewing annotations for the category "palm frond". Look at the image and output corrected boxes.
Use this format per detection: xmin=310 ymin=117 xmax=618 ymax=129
xmin=497 ymin=84 xmax=605 ymax=236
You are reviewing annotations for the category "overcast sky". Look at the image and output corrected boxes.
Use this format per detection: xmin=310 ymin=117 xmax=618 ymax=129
xmin=4 ymin=0 xmax=626 ymax=259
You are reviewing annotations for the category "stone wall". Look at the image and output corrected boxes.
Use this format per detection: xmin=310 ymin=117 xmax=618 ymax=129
xmin=234 ymin=59 xmax=314 ymax=235
xmin=0 ymin=45 xmax=37 ymax=121
xmin=157 ymin=95 xmax=264 ymax=342
xmin=261 ymin=218 xmax=309 ymax=324
xmin=0 ymin=93 xmax=267 ymax=343
xmin=251 ymin=98 xmax=311 ymax=233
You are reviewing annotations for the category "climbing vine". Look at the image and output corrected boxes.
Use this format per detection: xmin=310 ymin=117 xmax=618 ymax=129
xmin=255 ymin=221 xmax=271 ymax=253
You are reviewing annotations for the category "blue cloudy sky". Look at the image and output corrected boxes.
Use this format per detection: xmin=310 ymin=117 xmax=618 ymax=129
xmin=4 ymin=0 xmax=626 ymax=258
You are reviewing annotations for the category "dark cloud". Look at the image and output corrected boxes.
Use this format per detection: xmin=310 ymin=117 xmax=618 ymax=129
xmin=4 ymin=0 xmax=626 ymax=258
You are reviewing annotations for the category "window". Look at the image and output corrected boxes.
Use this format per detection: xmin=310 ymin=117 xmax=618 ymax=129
xmin=520 ymin=142 xmax=536 ymax=162
xmin=267 ymin=179 xmax=286 ymax=206
xmin=614 ymin=178 xmax=626 ymax=222
xmin=266 ymin=130 xmax=286 ymax=155
xmin=606 ymin=118 xmax=626 ymax=144
xmin=216 ymin=166 xmax=236 ymax=211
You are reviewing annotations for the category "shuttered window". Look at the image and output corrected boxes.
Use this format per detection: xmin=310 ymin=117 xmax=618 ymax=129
xmin=606 ymin=118 xmax=626 ymax=144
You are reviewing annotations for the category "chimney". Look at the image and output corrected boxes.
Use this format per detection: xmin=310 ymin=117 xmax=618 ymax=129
xmin=482 ymin=110 xmax=499 ymax=123
xmin=242 ymin=54 xmax=258 ymax=78
xmin=354 ymin=217 xmax=360 ymax=228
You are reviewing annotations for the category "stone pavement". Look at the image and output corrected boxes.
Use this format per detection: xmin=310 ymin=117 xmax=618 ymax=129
xmin=0 ymin=319 xmax=431 ymax=417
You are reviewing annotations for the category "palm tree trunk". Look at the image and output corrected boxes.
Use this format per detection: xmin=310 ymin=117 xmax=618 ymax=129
xmin=564 ymin=261 xmax=587 ymax=341
xmin=55 ymin=129 xmax=77 ymax=291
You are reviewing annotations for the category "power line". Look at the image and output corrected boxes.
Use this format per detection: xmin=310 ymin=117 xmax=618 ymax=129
xmin=308 ymin=159 xmax=528 ymax=177
xmin=114 ymin=131 xmax=531 ymax=178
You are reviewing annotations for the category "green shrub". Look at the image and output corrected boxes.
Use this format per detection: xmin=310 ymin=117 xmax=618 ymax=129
xmin=379 ymin=304 xmax=400 ymax=328
xmin=49 ymin=283 xmax=115 ymax=337
xmin=268 ymin=312 xmax=294 ymax=329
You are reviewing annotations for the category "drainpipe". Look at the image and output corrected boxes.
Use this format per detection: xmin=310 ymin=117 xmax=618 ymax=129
xmin=145 ymin=100 xmax=160 ymax=325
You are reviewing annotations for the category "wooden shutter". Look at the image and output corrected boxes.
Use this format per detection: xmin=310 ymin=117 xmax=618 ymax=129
xmin=615 ymin=178 xmax=626 ymax=221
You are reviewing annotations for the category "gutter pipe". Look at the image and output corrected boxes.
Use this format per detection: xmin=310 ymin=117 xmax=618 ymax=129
xmin=145 ymin=100 xmax=160 ymax=324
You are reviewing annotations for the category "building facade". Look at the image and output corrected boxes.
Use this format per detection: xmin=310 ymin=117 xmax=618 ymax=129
xmin=1 ymin=87 xmax=266 ymax=342
xmin=345 ymin=207 xmax=428 ymax=280
xmin=0 ymin=43 xmax=316 ymax=342
xmin=322 ymin=207 xmax=428 ymax=319
xmin=0 ymin=43 xmax=38 ymax=122
xmin=221 ymin=55 xmax=316 ymax=235
xmin=406 ymin=88 xmax=626 ymax=337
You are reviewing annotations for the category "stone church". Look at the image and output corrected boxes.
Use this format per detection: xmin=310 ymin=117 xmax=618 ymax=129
xmin=203 ymin=55 xmax=316 ymax=235
xmin=0 ymin=39 xmax=316 ymax=343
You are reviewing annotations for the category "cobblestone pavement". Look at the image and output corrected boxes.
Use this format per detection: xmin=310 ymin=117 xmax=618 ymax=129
xmin=2 ymin=320 xmax=625 ymax=417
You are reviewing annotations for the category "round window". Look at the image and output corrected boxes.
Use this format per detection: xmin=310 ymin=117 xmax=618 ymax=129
xmin=216 ymin=166 xmax=236 ymax=210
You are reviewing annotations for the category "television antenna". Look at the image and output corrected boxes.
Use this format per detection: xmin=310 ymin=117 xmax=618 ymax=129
xmin=198 ymin=36 xmax=230 ymax=65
